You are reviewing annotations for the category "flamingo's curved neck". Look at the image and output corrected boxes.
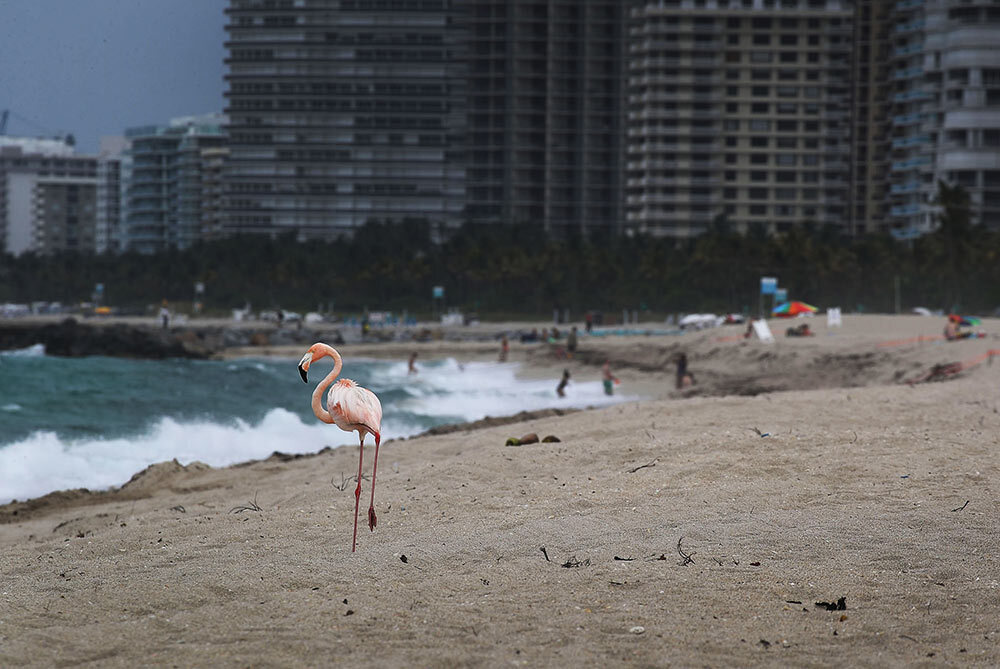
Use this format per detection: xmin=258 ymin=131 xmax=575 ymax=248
xmin=311 ymin=344 xmax=342 ymax=424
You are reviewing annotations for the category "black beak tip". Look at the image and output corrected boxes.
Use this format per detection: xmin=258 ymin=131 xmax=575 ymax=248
xmin=298 ymin=365 xmax=308 ymax=383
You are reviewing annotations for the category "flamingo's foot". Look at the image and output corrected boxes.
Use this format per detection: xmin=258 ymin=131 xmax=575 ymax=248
xmin=368 ymin=506 xmax=377 ymax=532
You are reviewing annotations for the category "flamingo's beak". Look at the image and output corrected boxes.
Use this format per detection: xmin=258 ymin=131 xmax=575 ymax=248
xmin=297 ymin=351 xmax=313 ymax=383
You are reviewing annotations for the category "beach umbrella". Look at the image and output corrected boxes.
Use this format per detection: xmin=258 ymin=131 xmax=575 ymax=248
xmin=772 ymin=301 xmax=818 ymax=317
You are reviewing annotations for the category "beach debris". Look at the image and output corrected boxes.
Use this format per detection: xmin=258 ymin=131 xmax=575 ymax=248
xmin=400 ymin=554 xmax=408 ymax=563
xmin=951 ymin=500 xmax=970 ymax=512
xmin=169 ymin=505 xmax=186 ymax=513
xmin=332 ymin=471 xmax=366 ymax=491
xmin=519 ymin=433 xmax=539 ymax=444
xmin=229 ymin=492 xmax=263 ymax=514
xmin=540 ymin=546 xmax=551 ymax=562
xmin=345 ymin=609 xmax=355 ymax=616
xmin=629 ymin=626 xmax=645 ymax=635
xmin=561 ymin=556 xmax=591 ymax=568
xmin=541 ymin=435 xmax=561 ymax=443
xmin=759 ymin=639 xmax=771 ymax=648
xmin=627 ymin=459 xmax=657 ymax=474
xmin=677 ymin=537 xmax=695 ymax=566
xmin=815 ymin=597 xmax=847 ymax=611
xmin=505 ymin=437 xmax=522 ymax=446
xmin=750 ymin=427 xmax=770 ymax=437
xmin=614 ymin=556 xmax=636 ymax=561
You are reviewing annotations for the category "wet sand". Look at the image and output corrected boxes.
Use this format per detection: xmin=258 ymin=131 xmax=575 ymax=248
xmin=2 ymin=314 xmax=999 ymax=667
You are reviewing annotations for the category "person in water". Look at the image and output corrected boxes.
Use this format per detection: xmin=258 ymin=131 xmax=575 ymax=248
xmin=602 ymin=360 xmax=619 ymax=396
xmin=556 ymin=369 xmax=571 ymax=397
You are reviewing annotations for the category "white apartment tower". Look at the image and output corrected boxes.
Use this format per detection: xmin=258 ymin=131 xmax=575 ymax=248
xmin=890 ymin=0 xmax=1000 ymax=236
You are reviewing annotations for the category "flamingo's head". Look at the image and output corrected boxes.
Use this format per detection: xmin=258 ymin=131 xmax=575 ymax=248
xmin=297 ymin=345 xmax=319 ymax=383
xmin=298 ymin=343 xmax=337 ymax=382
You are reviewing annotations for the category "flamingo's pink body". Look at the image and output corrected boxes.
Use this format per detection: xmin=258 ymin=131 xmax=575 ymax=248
xmin=298 ymin=343 xmax=383 ymax=552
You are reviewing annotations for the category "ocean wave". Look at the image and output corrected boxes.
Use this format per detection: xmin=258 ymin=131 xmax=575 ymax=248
xmin=0 ymin=408 xmax=426 ymax=505
xmin=0 ymin=343 xmax=46 ymax=357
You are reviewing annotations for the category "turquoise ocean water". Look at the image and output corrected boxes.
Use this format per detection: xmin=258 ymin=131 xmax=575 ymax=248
xmin=0 ymin=344 xmax=638 ymax=503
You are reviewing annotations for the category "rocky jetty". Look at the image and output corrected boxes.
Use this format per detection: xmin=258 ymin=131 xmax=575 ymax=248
xmin=0 ymin=318 xmax=223 ymax=358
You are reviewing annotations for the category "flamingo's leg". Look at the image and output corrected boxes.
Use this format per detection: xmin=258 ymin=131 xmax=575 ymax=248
xmin=352 ymin=434 xmax=364 ymax=552
xmin=368 ymin=432 xmax=381 ymax=531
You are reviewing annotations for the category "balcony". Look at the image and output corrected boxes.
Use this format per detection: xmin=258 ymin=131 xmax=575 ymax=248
xmin=894 ymin=20 xmax=925 ymax=35
xmin=890 ymin=204 xmax=922 ymax=216
xmin=893 ymin=67 xmax=924 ymax=80
xmin=891 ymin=134 xmax=931 ymax=148
xmin=890 ymin=181 xmax=922 ymax=194
xmin=891 ymin=156 xmax=931 ymax=170
xmin=893 ymin=90 xmax=931 ymax=103
xmin=893 ymin=43 xmax=923 ymax=58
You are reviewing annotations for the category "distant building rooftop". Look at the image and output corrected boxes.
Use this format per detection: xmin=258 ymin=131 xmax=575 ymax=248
xmin=0 ymin=136 xmax=76 ymax=158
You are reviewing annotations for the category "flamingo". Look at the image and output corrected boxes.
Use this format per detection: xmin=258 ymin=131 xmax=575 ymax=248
xmin=297 ymin=342 xmax=383 ymax=552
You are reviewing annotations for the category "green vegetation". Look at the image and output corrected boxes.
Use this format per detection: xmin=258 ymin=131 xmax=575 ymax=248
xmin=3 ymin=194 xmax=999 ymax=318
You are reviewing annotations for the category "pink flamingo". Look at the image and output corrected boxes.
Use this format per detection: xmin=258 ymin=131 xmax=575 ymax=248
xmin=298 ymin=343 xmax=383 ymax=552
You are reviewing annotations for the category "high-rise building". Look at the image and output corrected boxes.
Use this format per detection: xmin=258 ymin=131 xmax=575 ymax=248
xmin=462 ymin=1 xmax=626 ymax=235
xmin=96 ymin=136 xmax=128 ymax=254
xmin=848 ymin=0 xmax=891 ymax=236
xmin=222 ymin=0 xmax=466 ymax=240
xmin=625 ymin=0 xmax=854 ymax=238
xmin=200 ymin=146 xmax=230 ymax=241
xmin=0 ymin=137 xmax=107 ymax=256
xmin=123 ymin=114 xmax=226 ymax=253
xmin=888 ymin=0 xmax=1000 ymax=236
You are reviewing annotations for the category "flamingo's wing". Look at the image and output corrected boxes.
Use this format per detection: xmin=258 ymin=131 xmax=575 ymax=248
xmin=328 ymin=382 xmax=383 ymax=435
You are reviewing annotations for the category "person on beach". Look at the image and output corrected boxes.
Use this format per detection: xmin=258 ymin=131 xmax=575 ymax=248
xmin=556 ymin=369 xmax=571 ymax=397
xmin=944 ymin=315 xmax=974 ymax=341
xmin=408 ymin=351 xmax=419 ymax=375
xmin=585 ymin=312 xmax=593 ymax=334
xmin=602 ymin=359 xmax=619 ymax=396
xmin=499 ymin=335 xmax=510 ymax=362
xmin=159 ymin=300 xmax=170 ymax=329
xmin=675 ymin=352 xmax=694 ymax=390
xmin=566 ymin=326 xmax=578 ymax=357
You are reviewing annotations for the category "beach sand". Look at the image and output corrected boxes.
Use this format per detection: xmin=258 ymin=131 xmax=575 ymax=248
xmin=2 ymin=314 xmax=999 ymax=666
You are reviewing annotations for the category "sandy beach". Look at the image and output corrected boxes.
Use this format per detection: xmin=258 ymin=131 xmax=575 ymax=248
xmin=2 ymin=314 xmax=999 ymax=667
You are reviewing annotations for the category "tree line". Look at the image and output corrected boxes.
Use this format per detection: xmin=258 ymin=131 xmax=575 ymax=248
xmin=2 ymin=183 xmax=998 ymax=318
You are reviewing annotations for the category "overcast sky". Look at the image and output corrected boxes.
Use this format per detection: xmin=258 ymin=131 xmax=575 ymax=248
xmin=1 ymin=0 xmax=227 ymax=153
